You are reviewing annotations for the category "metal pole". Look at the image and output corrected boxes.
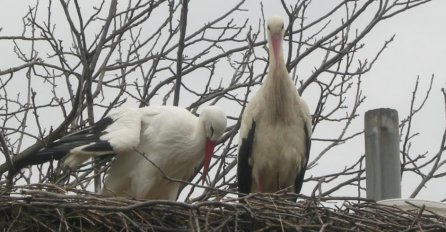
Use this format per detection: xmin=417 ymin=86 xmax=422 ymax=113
xmin=364 ymin=108 xmax=401 ymax=201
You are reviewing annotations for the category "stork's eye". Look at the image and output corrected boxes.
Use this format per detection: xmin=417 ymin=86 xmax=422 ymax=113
xmin=281 ymin=24 xmax=284 ymax=29
xmin=210 ymin=126 xmax=214 ymax=136
xmin=267 ymin=25 xmax=270 ymax=31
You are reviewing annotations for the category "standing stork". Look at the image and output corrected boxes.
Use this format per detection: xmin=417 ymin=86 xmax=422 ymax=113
xmin=19 ymin=105 xmax=227 ymax=200
xmin=237 ymin=16 xmax=312 ymax=196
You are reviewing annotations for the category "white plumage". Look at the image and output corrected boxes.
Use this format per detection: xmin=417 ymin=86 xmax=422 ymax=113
xmin=40 ymin=106 xmax=227 ymax=200
xmin=237 ymin=16 xmax=312 ymax=195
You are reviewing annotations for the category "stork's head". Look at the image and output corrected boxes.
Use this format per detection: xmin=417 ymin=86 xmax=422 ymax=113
xmin=199 ymin=106 xmax=227 ymax=184
xmin=266 ymin=16 xmax=285 ymax=68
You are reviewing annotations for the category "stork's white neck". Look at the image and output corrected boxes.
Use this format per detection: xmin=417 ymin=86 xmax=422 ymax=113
xmin=263 ymin=34 xmax=297 ymax=123
xmin=193 ymin=119 xmax=207 ymax=151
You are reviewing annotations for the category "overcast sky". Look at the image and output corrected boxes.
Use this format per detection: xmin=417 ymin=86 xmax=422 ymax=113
xmin=374 ymin=1 xmax=446 ymax=201
xmin=1 ymin=1 xmax=445 ymax=201
xmin=346 ymin=0 xmax=446 ymax=201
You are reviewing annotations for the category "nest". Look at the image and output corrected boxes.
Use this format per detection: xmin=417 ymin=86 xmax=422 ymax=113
xmin=1 ymin=184 xmax=445 ymax=231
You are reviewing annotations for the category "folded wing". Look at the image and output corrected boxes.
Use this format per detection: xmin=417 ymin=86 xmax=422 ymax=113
xmin=33 ymin=108 xmax=142 ymax=169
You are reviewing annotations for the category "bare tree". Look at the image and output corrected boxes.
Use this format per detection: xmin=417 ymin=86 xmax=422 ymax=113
xmin=0 ymin=0 xmax=443 ymax=202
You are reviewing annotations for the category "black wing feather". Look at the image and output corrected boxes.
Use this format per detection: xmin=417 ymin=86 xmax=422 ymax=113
xmin=237 ymin=120 xmax=256 ymax=194
xmin=17 ymin=117 xmax=115 ymax=168
xmin=294 ymin=123 xmax=312 ymax=194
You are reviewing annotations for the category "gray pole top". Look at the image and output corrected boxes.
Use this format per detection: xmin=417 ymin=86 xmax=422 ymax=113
xmin=364 ymin=108 xmax=401 ymax=201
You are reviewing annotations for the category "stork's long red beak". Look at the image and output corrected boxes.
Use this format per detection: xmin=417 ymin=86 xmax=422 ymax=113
xmin=271 ymin=33 xmax=281 ymax=68
xmin=202 ymin=139 xmax=216 ymax=184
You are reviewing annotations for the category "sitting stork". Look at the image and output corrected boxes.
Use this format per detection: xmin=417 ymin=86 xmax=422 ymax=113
xmin=237 ymin=16 xmax=312 ymax=196
xmin=19 ymin=105 xmax=227 ymax=200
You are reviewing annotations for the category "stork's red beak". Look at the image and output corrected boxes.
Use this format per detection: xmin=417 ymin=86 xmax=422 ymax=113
xmin=202 ymin=139 xmax=216 ymax=184
xmin=271 ymin=33 xmax=281 ymax=67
